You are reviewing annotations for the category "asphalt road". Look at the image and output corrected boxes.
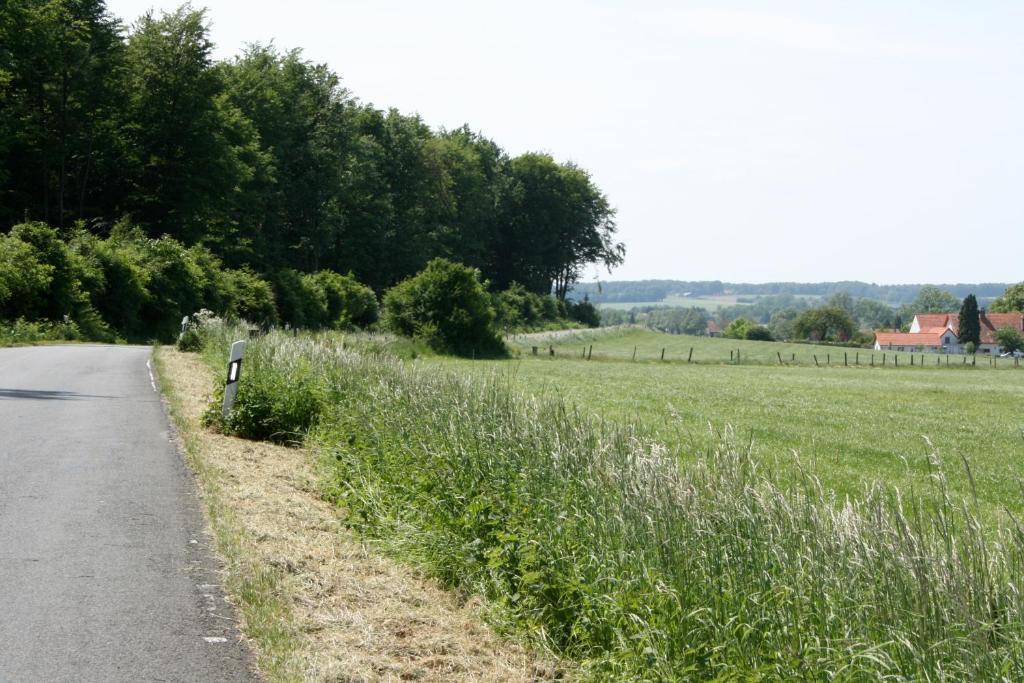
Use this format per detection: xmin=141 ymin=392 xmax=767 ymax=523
xmin=0 ymin=345 xmax=255 ymax=682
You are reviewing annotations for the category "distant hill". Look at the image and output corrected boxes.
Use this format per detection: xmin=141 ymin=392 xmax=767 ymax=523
xmin=569 ymin=281 xmax=1012 ymax=307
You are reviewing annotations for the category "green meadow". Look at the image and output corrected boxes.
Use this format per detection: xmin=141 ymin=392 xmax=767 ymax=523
xmin=439 ymin=327 xmax=1024 ymax=521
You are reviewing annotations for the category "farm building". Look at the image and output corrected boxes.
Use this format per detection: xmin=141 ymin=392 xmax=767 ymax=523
xmin=873 ymin=312 xmax=1024 ymax=354
xmin=705 ymin=320 xmax=722 ymax=337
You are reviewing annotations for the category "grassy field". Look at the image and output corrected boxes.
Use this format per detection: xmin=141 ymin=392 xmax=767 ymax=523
xmin=443 ymin=328 xmax=1024 ymax=522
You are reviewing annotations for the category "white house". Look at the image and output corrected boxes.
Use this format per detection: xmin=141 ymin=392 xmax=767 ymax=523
xmin=874 ymin=312 xmax=1024 ymax=354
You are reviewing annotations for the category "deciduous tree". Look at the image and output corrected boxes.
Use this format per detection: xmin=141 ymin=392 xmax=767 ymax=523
xmin=991 ymin=283 xmax=1024 ymax=313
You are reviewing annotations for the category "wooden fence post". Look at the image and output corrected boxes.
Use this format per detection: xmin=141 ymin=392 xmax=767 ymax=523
xmin=588 ymin=344 xmax=593 ymax=360
xmin=632 ymin=345 xmax=637 ymax=361
xmin=730 ymin=350 xmax=734 ymax=361
xmin=844 ymin=352 xmax=848 ymax=366
xmin=688 ymin=347 xmax=694 ymax=363
xmin=661 ymin=348 xmax=665 ymax=361
xmin=813 ymin=354 xmax=819 ymax=367
xmin=883 ymin=353 xmax=886 ymax=366
xmin=827 ymin=353 xmax=830 ymax=365
xmin=549 ymin=345 xmax=554 ymax=356
xmin=778 ymin=351 xmax=783 ymax=365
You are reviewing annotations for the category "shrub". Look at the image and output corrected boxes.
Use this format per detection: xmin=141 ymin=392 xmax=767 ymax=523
xmin=722 ymin=317 xmax=754 ymax=339
xmin=272 ymin=268 xmax=318 ymax=329
xmin=0 ymin=318 xmax=82 ymax=344
xmin=383 ymin=258 xmax=504 ymax=356
xmin=494 ymin=282 xmax=542 ymax=330
xmin=743 ymin=324 xmax=773 ymax=341
xmin=303 ymin=270 xmax=378 ymax=329
xmin=205 ymin=333 xmax=327 ymax=443
xmin=7 ymin=222 xmax=79 ymax=320
xmin=176 ymin=327 xmax=203 ymax=352
xmin=0 ymin=231 xmax=55 ymax=319
xmin=566 ymin=298 xmax=600 ymax=327
xmin=224 ymin=268 xmax=277 ymax=327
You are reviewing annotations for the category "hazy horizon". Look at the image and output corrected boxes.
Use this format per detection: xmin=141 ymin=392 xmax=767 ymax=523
xmin=107 ymin=1 xmax=1024 ymax=285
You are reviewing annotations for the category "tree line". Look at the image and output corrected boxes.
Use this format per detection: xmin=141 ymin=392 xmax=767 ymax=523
xmin=575 ymin=280 xmax=1010 ymax=306
xmin=0 ymin=2 xmax=622 ymax=303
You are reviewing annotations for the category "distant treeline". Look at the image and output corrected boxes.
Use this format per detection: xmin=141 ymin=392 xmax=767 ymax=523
xmin=572 ymin=280 xmax=1010 ymax=305
xmin=599 ymin=287 xmax=1000 ymax=344
xmin=0 ymin=2 xmax=622 ymax=301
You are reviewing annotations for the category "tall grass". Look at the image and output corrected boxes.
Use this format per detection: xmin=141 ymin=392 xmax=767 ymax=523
xmin=201 ymin=325 xmax=1024 ymax=680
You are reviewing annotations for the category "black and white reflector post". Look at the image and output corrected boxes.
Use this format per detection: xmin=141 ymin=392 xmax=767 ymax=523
xmin=221 ymin=340 xmax=246 ymax=418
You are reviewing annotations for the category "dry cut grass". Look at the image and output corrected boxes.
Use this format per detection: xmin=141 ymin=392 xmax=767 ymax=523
xmin=156 ymin=347 xmax=558 ymax=682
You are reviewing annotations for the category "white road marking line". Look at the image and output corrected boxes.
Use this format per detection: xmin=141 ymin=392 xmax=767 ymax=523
xmin=146 ymin=359 xmax=157 ymax=392
xmin=203 ymin=636 xmax=228 ymax=643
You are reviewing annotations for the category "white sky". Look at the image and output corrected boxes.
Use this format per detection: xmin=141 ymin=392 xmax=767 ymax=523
xmin=106 ymin=0 xmax=1024 ymax=284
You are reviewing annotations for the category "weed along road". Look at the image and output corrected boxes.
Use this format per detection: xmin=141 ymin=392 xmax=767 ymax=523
xmin=0 ymin=345 xmax=253 ymax=682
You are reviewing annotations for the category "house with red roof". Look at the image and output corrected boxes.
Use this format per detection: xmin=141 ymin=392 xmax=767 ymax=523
xmin=873 ymin=312 xmax=1024 ymax=354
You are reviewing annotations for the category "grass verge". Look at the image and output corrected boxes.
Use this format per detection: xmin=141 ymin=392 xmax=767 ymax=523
xmin=155 ymin=345 xmax=551 ymax=681
xmin=153 ymin=346 xmax=305 ymax=680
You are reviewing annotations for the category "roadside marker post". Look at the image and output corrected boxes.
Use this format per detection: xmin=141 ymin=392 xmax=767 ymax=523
xmin=221 ymin=340 xmax=246 ymax=418
xmin=180 ymin=315 xmax=190 ymax=335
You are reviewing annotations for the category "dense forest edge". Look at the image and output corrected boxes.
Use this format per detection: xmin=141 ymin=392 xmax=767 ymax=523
xmin=0 ymin=2 xmax=621 ymax=344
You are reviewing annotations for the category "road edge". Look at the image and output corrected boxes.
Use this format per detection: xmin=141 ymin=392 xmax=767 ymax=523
xmin=151 ymin=345 xmax=305 ymax=682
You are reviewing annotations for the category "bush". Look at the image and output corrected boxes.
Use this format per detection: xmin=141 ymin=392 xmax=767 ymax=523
xmin=7 ymin=222 xmax=78 ymax=320
xmin=272 ymin=268 xmax=318 ymax=329
xmin=205 ymin=333 xmax=328 ymax=443
xmin=566 ymin=298 xmax=600 ymax=327
xmin=383 ymin=258 xmax=505 ymax=356
xmin=304 ymin=270 xmax=378 ymax=329
xmin=723 ymin=317 xmax=754 ymax=339
xmin=744 ymin=325 xmax=773 ymax=341
xmin=494 ymin=282 xmax=542 ymax=330
xmin=0 ymin=230 xmax=55 ymax=320
xmin=225 ymin=268 xmax=277 ymax=327
xmin=0 ymin=318 xmax=82 ymax=344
